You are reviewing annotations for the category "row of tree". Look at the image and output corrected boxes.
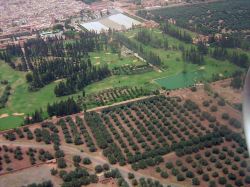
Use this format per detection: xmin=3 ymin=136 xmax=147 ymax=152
xmin=162 ymin=23 xmax=192 ymax=43
xmin=211 ymin=47 xmax=249 ymax=68
xmin=115 ymin=33 xmax=162 ymax=66
xmin=0 ymin=85 xmax=11 ymax=108
xmin=182 ymin=47 xmax=204 ymax=65
xmin=136 ymin=29 xmax=169 ymax=49
xmin=26 ymin=57 xmax=110 ymax=95
xmin=47 ymin=98 xmax=81 ymax=117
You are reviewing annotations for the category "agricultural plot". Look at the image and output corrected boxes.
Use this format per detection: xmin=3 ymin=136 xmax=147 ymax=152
xmin=139 ymin=0 xmax=250 ymax=35
xmin=80 ymin=86 xmax=154 ymax=108
xmin=0 ymin=87 xmax=248 ymax=186
xmin=0 ymin=144 xmax=54 ymax=174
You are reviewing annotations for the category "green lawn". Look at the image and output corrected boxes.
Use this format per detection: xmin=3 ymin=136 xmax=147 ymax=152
xmin=89 ymin=50 xmax=145 ymax=69
xmin=0 ymin=61 xmax=73 ymax=130
xmin=0 ymin=85 xmax=5 ymax=96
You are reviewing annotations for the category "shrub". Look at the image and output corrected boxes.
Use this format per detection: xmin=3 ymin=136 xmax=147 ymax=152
xmin=57 ymin=158 xmax=67 ymax=168
xmin=103 ymin=164 xmax=110 ymax=171
xmin=203 ymin=101 xmax=210 ymax=107
xmin=176 ymin=174 xmax=185 ymax=181
xmin=235 ymin=179 xmax=243 ymax=186
xmin=155 ymin=167 xmax=161 ymax=173
xmin=165 ymin=162 xmax=173 ymax=169
xmin=202 ymin=174 xmax=210 ymax=181
xmin=192 ymin=177 xmax=200 ymax=185
xmin=128 ymin=173 xmax=135 ymax=179
xmin=132 ymin=179 xmax=138 ymax=186
xmin=186 ymin=171 xmax=194 ymax=178
xmin=245 ymin=176 xmax=250 ymax=184
xmin=209 ymin=180 xmax=216 ymax=187
xmin=228 ymin=173 xmax=236 ymax=180
xmin=72 ymin=155 xmax=81 ymax=163
xmin=222 ymin=113 xmax=229 ymax=120
xmin=50 ymin=168 xmax=58 ymax=176
xmin=212 ymin=171 xmax=219 ymax=178
xmin=218 ymin=177 xmax=227 ymax=185
xmin=210 ymin=106 xmax=218 ymax=112
xmin=218 ymin=99 xmax=225 ymax=106
xmin=82 ymin=157 xmax=92 ymax=165
xmin=95 ymin=165 xmax=103 ymax=173
xmin=161 ymin=171 xmax=169 ymax=179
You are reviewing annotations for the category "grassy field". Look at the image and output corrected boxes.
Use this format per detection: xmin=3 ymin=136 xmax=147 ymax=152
xmin=0 ymin=61 xmax=74 ymax=130
xmin=89 ymin=50 xmax=145 ymax=69
xmin=0 ymin=85 xmax=5 ymax=96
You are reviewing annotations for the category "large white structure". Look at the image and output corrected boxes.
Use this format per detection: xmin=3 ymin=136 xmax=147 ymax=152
xmin=108 ymin=13 xmax=141 ymax=29
xmin=81 ymin=22 xmax=109 ymax=33
xmin=81 ymin=13 xmax=141 ymax=33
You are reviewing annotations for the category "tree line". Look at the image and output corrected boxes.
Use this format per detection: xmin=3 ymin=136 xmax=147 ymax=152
xmin=182 ymin=47 xmax=204 ymax=65
xmin=26 ymin=57 xmax=110 ymax=95
xmin=23 ymin=98 xmax=81 ymax=125
xmin=47 ymin=98 xmax=81 ymax=117
xmin=211 ymin=47 xmax=249 ymax=68
xmin=162 ymin=23 xmax=192 ymax=43
xmin=136 ymin=29 xmax=169 ymax=49
xmin=115 ymin=33 xmax=162 ymax=66
xmin=0 ymin=84 xmax=11 ymax=108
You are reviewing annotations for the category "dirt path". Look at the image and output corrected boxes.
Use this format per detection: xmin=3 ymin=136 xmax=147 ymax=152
xmin=87 ymin=95 xmax=155 ymax=112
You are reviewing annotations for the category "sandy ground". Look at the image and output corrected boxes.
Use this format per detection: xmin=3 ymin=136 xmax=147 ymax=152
xmin=54 ymin=79 xmax=64 ymax=83
xmin=12 ymin=113 xmax=24 ymax=116
xmin=0 ymin=164 xmax=61 ymax=187
xmin=0 ymin=114 xmax=9 ymax=118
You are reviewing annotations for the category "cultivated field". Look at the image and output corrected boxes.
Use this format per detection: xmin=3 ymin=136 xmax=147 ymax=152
xmin=139 ymin=0 xmax=250 ymax=35
xmin=0 ymin=86 xmax=248 ymax=186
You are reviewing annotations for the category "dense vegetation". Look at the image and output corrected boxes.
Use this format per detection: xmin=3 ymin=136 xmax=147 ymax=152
xmin=135 ymin=29 xmax=169 ymax=49
xmin=138 ymin=0 xmax=250 ymax=49
xmin=162 ymin=23 xmax=192 ymax=44
xmin=26 ymin=57 xmax=110 ymax=95
xmin=115 ymin=33 xmax=162 ymax=67
xmin=47 ymin=98 xmax=81 ymax=117
xmin=0 ymin=84 xmax=11 ymax=108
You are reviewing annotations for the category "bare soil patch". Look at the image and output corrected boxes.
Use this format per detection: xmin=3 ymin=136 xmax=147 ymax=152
xmin=0 ymin=164 xmax=60 ymax=187
xmin=12 ymin=113 xmax=25 ymax=116
xmin=210 ymin=78 xmax=242 ymax=104
xmin=0 ymin=114 xmax=9 ymax=119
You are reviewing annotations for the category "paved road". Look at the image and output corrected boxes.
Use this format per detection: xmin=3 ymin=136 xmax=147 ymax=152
xmin=0 ymin=141 xmax=184 ymax=187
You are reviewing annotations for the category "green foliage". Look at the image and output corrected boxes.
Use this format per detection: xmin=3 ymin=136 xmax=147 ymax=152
xmin=47 ymin=98 xmax=80 ymax=117
xmin=0 ymin=84 xmax=11 ymax=108
xmin=22 ymin=181 xmax=53 ymax=187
